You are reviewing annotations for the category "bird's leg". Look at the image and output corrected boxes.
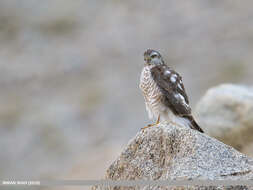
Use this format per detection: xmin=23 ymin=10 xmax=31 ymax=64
xmin=141 ymin=115 xmax=160 ymax=130
xmin=155 ymin=114 xmax=160 ymax=125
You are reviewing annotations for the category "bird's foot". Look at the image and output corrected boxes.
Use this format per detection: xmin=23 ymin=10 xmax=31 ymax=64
xmin=141 ymin=115 xmax=160 ymax=130
xmin=141 ymin=123 xmax=156 ymax=130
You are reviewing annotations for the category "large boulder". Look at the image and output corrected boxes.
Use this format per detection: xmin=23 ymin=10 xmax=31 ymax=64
xmin=92 ymin=122 xmax=253 ymax=190
xmin=195 ymin=84 xmax=253 ymax=151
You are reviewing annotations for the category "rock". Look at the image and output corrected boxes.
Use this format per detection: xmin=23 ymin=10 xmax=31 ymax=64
xmin=195 ymin=84 xmax=253 ymax=151
xmin=92 ymin=122 xmax=253 ymax=190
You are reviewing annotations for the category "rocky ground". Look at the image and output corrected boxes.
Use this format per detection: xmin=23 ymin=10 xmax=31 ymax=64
xmin=0 ymin=1 xmax=253 ymax=190
xmin=92 ymin=123 xmax=253 ymax=190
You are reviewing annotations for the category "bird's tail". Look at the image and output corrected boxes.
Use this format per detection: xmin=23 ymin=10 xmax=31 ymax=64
xmin=188 ymin=115 xmax=204 ymax=133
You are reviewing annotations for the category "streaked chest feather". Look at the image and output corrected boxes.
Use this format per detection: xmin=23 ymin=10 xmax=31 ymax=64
xmin=139 ymin=66 xmax=162 ymax=106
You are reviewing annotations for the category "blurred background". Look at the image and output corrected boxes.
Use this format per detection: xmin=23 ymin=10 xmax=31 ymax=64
xmin=0 ymin=0 xmax=253 ymax=189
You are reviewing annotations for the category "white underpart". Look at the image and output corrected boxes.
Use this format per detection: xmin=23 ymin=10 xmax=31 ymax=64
xmin=170 ymin=74 xmax=177 ymax=83
xmin=165 ymin=109 xmax=191 ymax=128
xmin=140 ymin=66 xmax=164 ymax=120
xmin=139 ymin=66 xmax=191 ymax=129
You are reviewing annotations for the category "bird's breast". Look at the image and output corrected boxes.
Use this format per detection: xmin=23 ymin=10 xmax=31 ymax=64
xmin=139 ymin=66 xmax=163 ymax=107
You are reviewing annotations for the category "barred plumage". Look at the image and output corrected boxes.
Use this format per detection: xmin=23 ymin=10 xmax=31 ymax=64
xmin=139 ymin=65 xmax=164 ymax=120
xmin=139 ymin=49 xmax=204 ymax=133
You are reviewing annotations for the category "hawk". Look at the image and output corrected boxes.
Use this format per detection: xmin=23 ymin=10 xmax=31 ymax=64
xmin=139 ymin=49 xmax=204 ymax=133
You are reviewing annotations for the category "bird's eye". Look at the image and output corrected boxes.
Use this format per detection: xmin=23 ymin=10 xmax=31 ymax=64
xmin=151 ymin=54 xmax=157 ymax=58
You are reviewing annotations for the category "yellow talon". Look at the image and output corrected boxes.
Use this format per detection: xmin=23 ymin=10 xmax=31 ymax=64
xmin=141 ymin=115 xmax=160 ymax=130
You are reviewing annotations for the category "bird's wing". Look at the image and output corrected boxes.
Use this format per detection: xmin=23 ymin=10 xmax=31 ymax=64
xmin=150 ymin=65 xmax=191 ymax=116
xmin=151 ymin=65 xmax=204 ymax=133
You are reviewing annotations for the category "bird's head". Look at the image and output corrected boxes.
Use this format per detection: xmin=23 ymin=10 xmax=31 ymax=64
xmin=143 ymin=49 xmax=164 ymax=66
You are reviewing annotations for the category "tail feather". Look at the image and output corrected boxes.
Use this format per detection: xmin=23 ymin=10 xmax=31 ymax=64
xmin=187 ymin=115 xmax=204 ymax=133
xmin=191 ymin=119 xmax=204 ymax=133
